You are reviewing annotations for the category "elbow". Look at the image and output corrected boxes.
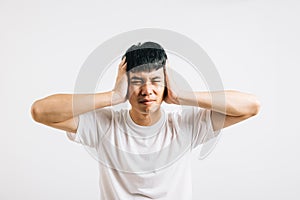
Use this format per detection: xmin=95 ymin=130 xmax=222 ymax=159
xmin=238 ymin=96 xmax=261 ymax=119
xmin=248 ymin=98 xmax=261 ymax=117
xmin=31 ymin=100 xmax=44 ymax=123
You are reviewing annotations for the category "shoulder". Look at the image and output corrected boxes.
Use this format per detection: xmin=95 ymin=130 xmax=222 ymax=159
xmin=94 ymin=108 xmax=129 ymax=123
xmin=93 ymin=107 xmax=127 ymax=118
xmin=165 ymin=106 xmax=204 ymax=118
xmin=165 ymin=106 xmax=211 ymax=127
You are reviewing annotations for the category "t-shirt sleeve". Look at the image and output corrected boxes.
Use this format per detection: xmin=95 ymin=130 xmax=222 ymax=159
xmin=195 ymin=108 xmax=219 ymax=147
xmin=180 ymin=107 xmax=219 ymax=149
xmin=66 ymin=108 xmax=112 ymax=149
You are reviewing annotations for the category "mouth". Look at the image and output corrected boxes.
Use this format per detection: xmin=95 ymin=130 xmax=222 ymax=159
xmin=139 ymin=99 xmax=156 ymax=105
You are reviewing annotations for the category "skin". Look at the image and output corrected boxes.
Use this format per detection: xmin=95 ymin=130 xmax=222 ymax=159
xmin=127 ymin=68 xmax=165 ymax=126
xmin=31 ymin=56 xmax=260 ymax=133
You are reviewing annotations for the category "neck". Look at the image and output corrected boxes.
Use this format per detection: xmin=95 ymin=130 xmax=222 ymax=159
xmin=129 ymin=108 xmax=162 ymax=126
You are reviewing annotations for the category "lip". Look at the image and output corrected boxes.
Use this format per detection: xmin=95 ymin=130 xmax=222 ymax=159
xmin=139 ymin=99 xmax=156 ymax=105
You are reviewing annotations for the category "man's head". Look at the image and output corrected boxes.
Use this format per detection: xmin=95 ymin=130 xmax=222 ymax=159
xmin=123 ymin=41 xmax=168 ymax=114
xmin=124 ymin=41 xmax=168 ymax=73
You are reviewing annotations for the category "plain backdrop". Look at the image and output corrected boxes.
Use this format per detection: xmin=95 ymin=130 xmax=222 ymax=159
xmin=1 ymin=0 xmax=299 ymax=199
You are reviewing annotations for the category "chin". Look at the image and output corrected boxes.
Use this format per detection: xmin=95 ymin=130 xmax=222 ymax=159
xmin=139 ymin=104 xmax=161 ymax=114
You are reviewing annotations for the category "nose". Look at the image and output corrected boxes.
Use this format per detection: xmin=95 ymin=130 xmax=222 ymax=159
xmin=141 ymin=82 xmax=153 ymax=96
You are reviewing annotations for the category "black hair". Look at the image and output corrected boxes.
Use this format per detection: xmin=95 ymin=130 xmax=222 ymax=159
xmin=123 ymin=41 xmax=168 ymax=98
xmin=123 ymin=41 xmax=168 ymax=72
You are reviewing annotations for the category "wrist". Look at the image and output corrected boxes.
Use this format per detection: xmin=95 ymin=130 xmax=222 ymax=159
xmin=111 ymin=91 xmax=126 ymax=105
xmin=177 ymin=91 xmax=198 ymax=106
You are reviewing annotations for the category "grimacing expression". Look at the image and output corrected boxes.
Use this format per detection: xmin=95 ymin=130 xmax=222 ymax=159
xmin=128 ymin=68 xmax=165 ymax=114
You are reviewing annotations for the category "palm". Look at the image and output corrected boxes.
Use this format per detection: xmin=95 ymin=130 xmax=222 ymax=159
xmin=112 ymin=57 xmax=128 ymax=104
xmin=163 ymin=62 xmax=179 ymax=105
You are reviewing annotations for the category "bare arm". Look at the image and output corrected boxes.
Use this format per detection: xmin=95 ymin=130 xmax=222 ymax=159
xmin=31 ymin=92 xmax=114 ymax=132
xmin=164 ymin=63 xmax=260 ymax=131
xmin=178 ymin=90 xmax=261 ymax=131
xmin=31 ymin=57 xmax=128 ymax=133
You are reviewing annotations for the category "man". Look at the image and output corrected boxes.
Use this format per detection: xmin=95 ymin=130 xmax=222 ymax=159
xmin=31 ymin=41 xmax=260 ymax=199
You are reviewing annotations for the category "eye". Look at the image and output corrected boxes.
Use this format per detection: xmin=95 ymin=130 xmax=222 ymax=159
xmin=131 ymin=81 xmax=143 ymax=85
xmin=152 ymin=79 xmax=163 ymax=85
xmin=153 ymin=81 xmax=162 ymax=85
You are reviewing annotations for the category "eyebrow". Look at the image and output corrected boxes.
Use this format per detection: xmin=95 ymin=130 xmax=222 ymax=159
xmin=152 ymin=76 xmax=162 ymax=80
xmin=130 ymin=76 xmax=162 ymax=80
xmin=130 ymin=76 xmax=143 ymax=81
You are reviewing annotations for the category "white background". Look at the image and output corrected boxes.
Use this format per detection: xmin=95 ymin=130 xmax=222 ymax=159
xmin=1 ymin=0 xmax=299 ymax=199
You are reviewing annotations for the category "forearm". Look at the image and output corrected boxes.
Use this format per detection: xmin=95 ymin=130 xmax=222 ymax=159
xmin=178 ymin=90 xmax=260 ymax=117
xmin=31 ymin=91 xmax=116 ymax=124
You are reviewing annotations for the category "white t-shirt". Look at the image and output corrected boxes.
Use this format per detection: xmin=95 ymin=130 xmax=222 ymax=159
xmin=67 ymin=106 xmax=218 ymax=200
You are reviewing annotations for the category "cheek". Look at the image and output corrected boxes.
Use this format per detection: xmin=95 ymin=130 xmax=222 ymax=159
xmin=128 ymin=86 xmax=138 ymax=99
xmin=156 ymin=87 xmax=165 ymax=98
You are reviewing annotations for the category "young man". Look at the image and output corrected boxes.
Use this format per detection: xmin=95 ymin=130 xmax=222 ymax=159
xmin=31 ymin=41 xmax=260 ymax=199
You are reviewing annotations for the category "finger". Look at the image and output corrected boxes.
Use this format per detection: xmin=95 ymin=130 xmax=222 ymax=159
xmin=121 ymin=63 xmax=127 ymax=71
xmin=165 ymin=67 xmax=177 ymax=91
xmin=119 ymin=56 xmax=126 ymax=67
xmin=165 ymin=61 xmax=174 ymax=82
xmin=119 ymin=61 xmax=126 ymax=70
xmin=121 ymin=62 xmax=127 ymax=68
xmin=165 ymin=59 xmax=170 ymax=68
xmin=121 ymin=56 xmax=126 ymax=64
xmin=164 ymin=65 xmax=171 ymax=80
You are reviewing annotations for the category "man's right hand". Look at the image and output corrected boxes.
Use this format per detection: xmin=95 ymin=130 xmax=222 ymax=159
xmin=112 ymin=56 xmax=128 ymax=105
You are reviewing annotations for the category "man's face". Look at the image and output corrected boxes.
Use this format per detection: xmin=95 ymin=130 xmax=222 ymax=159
xmin=128 ymin=68 xmax=165 ymax=114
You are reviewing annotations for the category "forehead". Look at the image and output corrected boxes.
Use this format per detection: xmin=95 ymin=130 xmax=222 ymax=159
xmin=128 ymin=68 xmax=164 ymax=79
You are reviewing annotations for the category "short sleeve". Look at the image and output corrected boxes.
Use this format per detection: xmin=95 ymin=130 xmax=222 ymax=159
xmin=196 ymin=109 xmax=218 ymax=146
xmin=66 ymin=108 xmax=112 ymax=149
xmin=180 ymin=107 xmax=219 ymax=149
